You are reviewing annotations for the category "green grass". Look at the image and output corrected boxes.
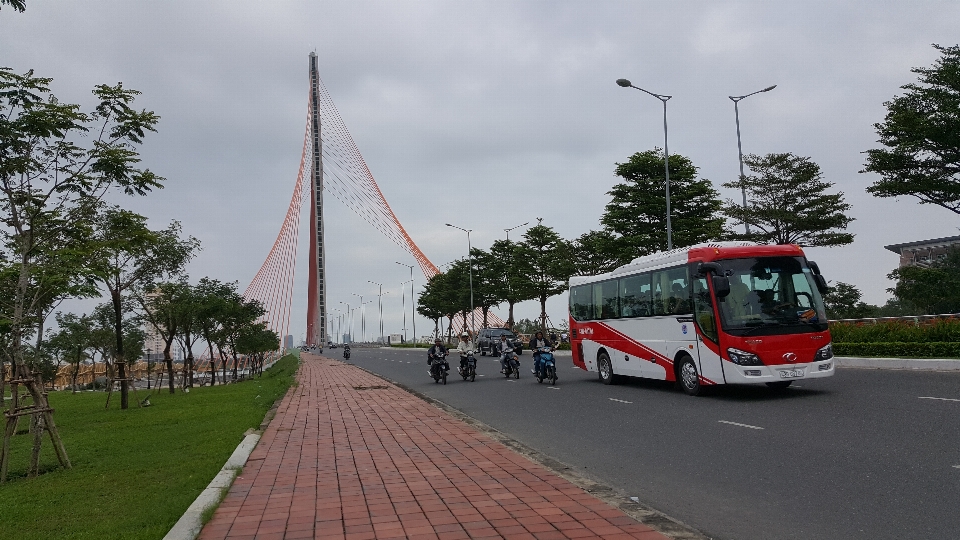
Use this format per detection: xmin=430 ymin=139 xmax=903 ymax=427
xmin=0 ymin=354 xmax=298 ymax=540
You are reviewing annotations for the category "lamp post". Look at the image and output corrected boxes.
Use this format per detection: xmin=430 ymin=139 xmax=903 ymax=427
xmin=351 ymin=293 xmax=365 ymax=341
xmin=339 ymin=301 xmax=351 ymax=343
xmin=616 ymin=78 xmax=673 ymax=250
xmin=368 ymin=280 xmax=386 ymax=343
xmin=400 ymin=279 xmax=413 ymax=343
xmin=396 ymin=262 xmax=416 ymax=344
xmin=504 ymin=222 xmax=529 ymax=241
xmin=729 ymin=85 xmax=777 ymax=234
xmin=445 ymin=223 xmax=475 ymax=334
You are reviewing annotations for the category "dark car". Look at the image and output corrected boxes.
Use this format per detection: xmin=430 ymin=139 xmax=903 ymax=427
xmin=476 ymin=328 xmax=523 ymax=356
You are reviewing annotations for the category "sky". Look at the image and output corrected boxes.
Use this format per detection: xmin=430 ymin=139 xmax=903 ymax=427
xmin=3 ymin=1 xmax=959 ymax=342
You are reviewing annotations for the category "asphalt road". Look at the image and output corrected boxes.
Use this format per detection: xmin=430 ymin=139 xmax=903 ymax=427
xmin=338 ymin=346 xmax=960 ymax=540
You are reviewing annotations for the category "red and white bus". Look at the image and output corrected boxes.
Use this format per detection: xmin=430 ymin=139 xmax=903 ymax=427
xmin=568 ymin=242 xmax=835 ymax=395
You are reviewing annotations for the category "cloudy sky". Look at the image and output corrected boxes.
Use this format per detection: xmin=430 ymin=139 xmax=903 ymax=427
xmin=3 ymin=1 xmax=958 ymax=341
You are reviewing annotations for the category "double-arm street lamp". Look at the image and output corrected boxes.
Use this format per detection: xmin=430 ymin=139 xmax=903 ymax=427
xmin=368 ymin=280 xmax=387 ymax=343
xmin=616 ymin=78 xmax=673 ymax=250
xmin=339 ymin=301 xmax=352 ymax=343
xmin=730 ymin=85 xmax=777 ymax=234
xmin=396 ymin=261 xmax=416 ymax=343
xmin=445 ymin=223 xmax=475 ymax=334
xmin=504 ymin=222 xmax=529 ymax=241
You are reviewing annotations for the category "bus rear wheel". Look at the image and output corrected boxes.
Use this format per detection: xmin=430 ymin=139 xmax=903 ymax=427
xmin=598 ymin=352 xmax=615 ymax=385
xmin=677 ymin=355 xmax=702 ymax=396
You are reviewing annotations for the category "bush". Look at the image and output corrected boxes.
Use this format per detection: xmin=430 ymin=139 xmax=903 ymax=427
xmin=829 ymin=318 xmax=960 ymax=343
xmin=834 ymin=342 xmax=960 ymax=358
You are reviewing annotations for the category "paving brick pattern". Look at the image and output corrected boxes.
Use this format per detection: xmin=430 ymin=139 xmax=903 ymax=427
xmin=199 ymin=353 xmax=670 ymax=540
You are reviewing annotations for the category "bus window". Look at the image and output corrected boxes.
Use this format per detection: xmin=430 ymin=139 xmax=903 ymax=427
xmin=652 ymin=266 xmax=690 ymax=315
xmin=570 ymin=285 xmax=593 ymax=321
xmin=593 ymin=280 xmax=619 ymax=319
xmin=692 ymin=277 xmax=718 ymax=342
xmin=620 ymin=274 xmax=652 ymax=318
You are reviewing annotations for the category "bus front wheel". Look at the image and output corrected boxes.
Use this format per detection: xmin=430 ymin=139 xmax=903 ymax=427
xmin=677 ymin=355 xmax=702 ymax=396
xmin=598 ymin=352 xmax=615 ymax=385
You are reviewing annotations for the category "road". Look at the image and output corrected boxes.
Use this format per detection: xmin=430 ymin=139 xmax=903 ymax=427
xmin=338 ymin=346 xmax=960 ymax=540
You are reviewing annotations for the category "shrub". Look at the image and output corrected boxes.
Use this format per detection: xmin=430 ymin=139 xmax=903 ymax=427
xmin=833 ymin=342 xmax=960 ymax=358
xmin=829 ymin=318 xmax=960 ymax=343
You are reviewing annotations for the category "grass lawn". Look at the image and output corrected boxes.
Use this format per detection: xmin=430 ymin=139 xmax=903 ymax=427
xmin=0 ymin=353 xmax=298 ymax=540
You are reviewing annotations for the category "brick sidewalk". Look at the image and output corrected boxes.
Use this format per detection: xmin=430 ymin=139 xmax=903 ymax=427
xmin=198 ymin=353 xmax=671 ymax=540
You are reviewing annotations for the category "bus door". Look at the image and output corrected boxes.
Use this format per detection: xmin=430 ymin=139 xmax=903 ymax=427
xmin=692 ymin=274 xmax=725 ymax=384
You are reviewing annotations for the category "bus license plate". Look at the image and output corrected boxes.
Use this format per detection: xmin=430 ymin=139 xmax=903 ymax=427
xmin=779 ymin=369 xmax=804 ymax=379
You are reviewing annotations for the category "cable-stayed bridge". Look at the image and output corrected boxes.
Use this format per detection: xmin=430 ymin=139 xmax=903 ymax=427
xmin=242 ymin=54 xmax=500 ymax=345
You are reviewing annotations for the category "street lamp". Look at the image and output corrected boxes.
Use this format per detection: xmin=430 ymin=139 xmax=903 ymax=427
xmin=730 ymin=84 xmax=777 ymax=234
xmin=446 ymin=223 xmax=475 ymax=334
xmin=616 ymin=78 xmax=674 ymax=250
xmin=396 ymin=262 xmax=416 ymax=343
xmin=368 ymin=280 xmax=387 ymax=343
xmin=339 ymin=301 xmax=352 ymax=343
xmin=351 ymin=293 xmax=365 ymax=341
xmin=400 ymin=279 xmax=413 ymax=343
xmin=504 ymin=222 xmax=529 ymax=241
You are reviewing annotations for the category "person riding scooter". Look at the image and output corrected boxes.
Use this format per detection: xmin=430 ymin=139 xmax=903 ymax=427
xmin=498 ymin=335 xmax=516 ymax=374
xmin=427 ymin=338 xmax=449 ymax=376
xmin=456 ymin=332 xmax=474 ymax=372
xmin=530 ymin=330 xmax=555 ymax=376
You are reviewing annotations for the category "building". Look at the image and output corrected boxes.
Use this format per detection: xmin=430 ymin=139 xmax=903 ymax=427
xmin=284 ymin=335 xmax=294 ymax=350
xmin=884 ymin=234 xmax=960 ymax=267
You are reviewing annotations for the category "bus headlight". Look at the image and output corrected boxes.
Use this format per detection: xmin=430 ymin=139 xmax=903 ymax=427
xmin=815 ymin=343 xmax=834 ymax=361
xmin=727 ymin=348 xmax=763 ymax=366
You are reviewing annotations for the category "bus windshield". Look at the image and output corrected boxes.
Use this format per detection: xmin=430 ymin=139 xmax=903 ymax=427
xmin=717 ymin=256 xmax=828 ymax=336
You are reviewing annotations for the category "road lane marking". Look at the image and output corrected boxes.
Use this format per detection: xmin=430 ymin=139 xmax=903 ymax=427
xmin=954 ymin=465 xmax=960 ymax=469
xmin=478 ymin=374 xmax=485 ymax=377
xmin=548 ymin=386 xmax=559 ymax=390
xmin=608 ymin=398 xmax=632 ymax=404
xmin=507 ymin=379 xmax=516 ymax=382
xmin=718 ymin=420 xmax=764 ymax=430
xmin=919 ymin=396 xmax=960 ymax=402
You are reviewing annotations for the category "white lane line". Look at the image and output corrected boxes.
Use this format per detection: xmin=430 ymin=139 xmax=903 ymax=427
xmin=919 ymin=396 xmax=960 ymax=402
xmin=608 ymin=398 xmax=632 ymax=404
xmin=953 ymin=465 xmax=960 ymax=469
xmin=478 ymin=374 xmax=485 ymax=377
xmin=507 ymin=379 xmax=516 ymax=382
xmin=718 ymin=420 xmax=764 ymax=430
xmin=548 ymin=386 xmax=559 ymax=390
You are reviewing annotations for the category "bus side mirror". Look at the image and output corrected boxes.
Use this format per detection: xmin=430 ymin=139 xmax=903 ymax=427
xmin=698 ymin=262 xmax=722 ymax=276
xmin=712 ymin=275 xmax=731 ymax=299
xmin=813 ymin=274 xmax=828 ymax=295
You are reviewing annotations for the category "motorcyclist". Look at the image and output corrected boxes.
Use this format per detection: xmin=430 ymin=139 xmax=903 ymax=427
xmin=456 ymin=332 xmax=474 ymax=372
xmin=498 ymin=335 xmax=516 ymax=374
xmin=427 ymin=338 xmax=449 ymax=376
xmin=343 ymin=344 xmax=351 ymax=359
xmin=529 ymin=330 xmax=555 ymax=376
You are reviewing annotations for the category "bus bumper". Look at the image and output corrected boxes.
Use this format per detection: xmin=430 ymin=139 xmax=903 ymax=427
xmin=722 ymin=359 xmax=836 ymax=384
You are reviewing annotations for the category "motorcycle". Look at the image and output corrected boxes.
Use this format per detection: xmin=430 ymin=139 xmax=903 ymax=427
xmin=343 ymin=345 xmax=351 ymax=360
xmin=458 ymin=351 xmax=477 ymax=382
xmin=501 ymin=346 xmax=520 ymax=379
xmin=428 ymin=350 xmax=448 ymax=385
xmin=533 ymin=346 xmax=558 ymax=385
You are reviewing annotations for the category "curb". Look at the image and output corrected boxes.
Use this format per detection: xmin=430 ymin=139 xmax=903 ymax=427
xmin=162 ymin=433 xmax=261 ymax=540
xmin=836 ymin=356 xmax=960 ymax=371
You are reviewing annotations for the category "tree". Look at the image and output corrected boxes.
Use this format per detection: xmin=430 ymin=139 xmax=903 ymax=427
xmin=570 ymin=230 xmax=624 ymax=276
xmin=0 ymin=0 xmax=26 ymax=12
xmin=887 ymin=248 xmax=960 ymax=314
xmin=602 ymin=149 xmax=724 ymax=259
xmin=136 ymin=280 xmax=191 ymax=393
xmin=47 ymin=312 xmax=94 ymax=393
xmin=470 ymin=247 xmax=500 ymax=329
xmin=721 ymin=153 xmax=854 ymax=246
xmin=488 ymin=239 xmax=535 ymax=328
xmin=217 ymin=296 xmax=266 ymax=381
xmin=516 ymin=222 xmax=575 ymax=331
xmin=416 ymin=275 xmax=446 ymax=340
xmin=823 ymin=282 xmax=879 ymax=320
xmin=194 ymin=278 xmax=238 ymax=386
xmin=235 ymin=323 xmax=280 ymax=377
xmin=89 ymin=208 xmax=199 ymax=407
xmin=0 ymin=68 xmax=162 ymax=399
xmin=863 ymin=44 xmax=960 ymax=214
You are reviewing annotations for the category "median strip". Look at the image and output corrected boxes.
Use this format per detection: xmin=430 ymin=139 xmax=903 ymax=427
xmin=718 ymin=420 xmax=764 ymax=430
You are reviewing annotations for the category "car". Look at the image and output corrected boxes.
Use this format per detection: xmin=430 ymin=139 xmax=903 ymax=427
xmin=476 ymin=328 xmax=523 ymax=356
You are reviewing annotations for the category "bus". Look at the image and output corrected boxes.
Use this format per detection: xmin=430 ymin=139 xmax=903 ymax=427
xmin=568 ymin=242 xmax=835 ymax=395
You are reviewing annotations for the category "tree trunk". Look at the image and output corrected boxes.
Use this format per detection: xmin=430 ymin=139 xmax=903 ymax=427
xmin=507 ymin=301 xmax=517 ymax=329
xmin=164 ymin=341 xmax=175 ymax=394
xmin=110 ymin=290 xmax=128 ymax=409
xmin=539 ymin=296 xmax=548 ymax=332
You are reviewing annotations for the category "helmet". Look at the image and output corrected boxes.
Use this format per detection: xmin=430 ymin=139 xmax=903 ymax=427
xmin=461 ymin=332 xmax=469 ymax=338
xmin=434 ymin=338 xmax=442 ymax=343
